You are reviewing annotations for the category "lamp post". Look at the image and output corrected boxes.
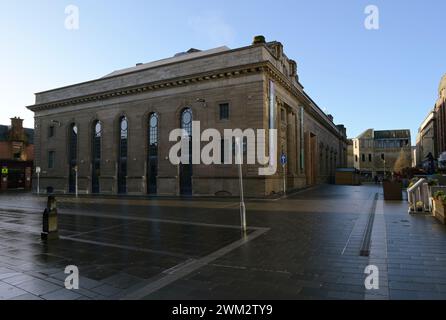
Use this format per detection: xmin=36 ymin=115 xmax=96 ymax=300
xmin=36 ymin=166 xmax=41 ymax=195
xmin=74 ymin=166 xmax=78 ymax=198
xmin=235 ymin=137 xmax=247 ymax=234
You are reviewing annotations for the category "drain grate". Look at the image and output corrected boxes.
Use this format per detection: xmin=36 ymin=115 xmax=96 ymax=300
xmin=359 ymin=193 xmax=378 ymax=257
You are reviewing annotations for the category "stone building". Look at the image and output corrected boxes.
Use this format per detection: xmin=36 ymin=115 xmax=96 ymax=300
xmin=352 ymin=129 xmax=412 ymax=178
xmin=0 ymin=117 xmax=34 ymax=190
xmin=435 ymin=75 xmax=446 ymax=158
xmin=416 ymin=110 xmax=436 ymax=167
xmin=27 ymin=37 xmax=348 ymax=197
xmin=415 ymin=74 xmax=446 ymax=169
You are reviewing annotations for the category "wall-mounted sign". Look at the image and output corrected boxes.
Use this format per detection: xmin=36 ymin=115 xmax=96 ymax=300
xmin=1 ymin=167 xmax=8 ymax=175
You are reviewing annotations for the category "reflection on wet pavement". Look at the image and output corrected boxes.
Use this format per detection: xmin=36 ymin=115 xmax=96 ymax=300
xmin=0 ymin=184 xmax=445 ymax=300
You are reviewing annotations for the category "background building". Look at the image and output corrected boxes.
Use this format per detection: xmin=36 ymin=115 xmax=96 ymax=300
xmin=435 ymin=75 xmax=446 ymax=157
xmin=415 ymin=74 xmax=446 ymax=170
xmin=0 ymin=117 xmax=34 ymax=190
xmin=416 ymin=110 xmax=436 ymax=168
xmin=352 ymin=129 xmax=412 ymax=178
xmin=27 ymin=37 xmax=347 ymax=197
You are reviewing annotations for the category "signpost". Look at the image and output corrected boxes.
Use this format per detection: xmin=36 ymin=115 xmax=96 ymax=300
xmin=235 ymin=137 xmax=247 ymax=234
xmin=36 ymin=166 xmax=41 ymax=195
xmin=281 ymin=153 xmax=287 ymax=195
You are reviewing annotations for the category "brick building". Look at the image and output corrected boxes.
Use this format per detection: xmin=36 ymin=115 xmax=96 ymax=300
xmin=27 ymin=37 xmax=347 ymax=197
xmin=0 ymin=117 xmax=34 ymax=190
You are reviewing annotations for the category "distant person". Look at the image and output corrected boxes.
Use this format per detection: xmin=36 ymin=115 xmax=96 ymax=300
xmin=374 ymin=175 xmax=379 ymax=185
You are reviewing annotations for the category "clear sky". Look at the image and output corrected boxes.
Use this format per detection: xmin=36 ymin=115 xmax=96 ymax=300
xmin=1 ymin=0 xmax=445 ymax=143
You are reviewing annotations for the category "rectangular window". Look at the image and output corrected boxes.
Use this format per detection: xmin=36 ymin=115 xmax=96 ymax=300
xmin=362 ymin=154 xmax=365 ymax=162
xmin=49 ymin=126 xmax=55 ymax=138
xmin=48 ymin=151 xmax=55 ymax=169
xmin=369 ymin=154 xmax=372 ymax=162
xmin=219 ymin=103 xmax=229 ymax=120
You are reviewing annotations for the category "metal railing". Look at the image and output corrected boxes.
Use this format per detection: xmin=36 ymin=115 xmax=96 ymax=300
xmin=407 ymin=178 xmax=430 ymax=213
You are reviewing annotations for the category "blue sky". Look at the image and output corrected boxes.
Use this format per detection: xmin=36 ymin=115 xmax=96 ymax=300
xmin=1 ymin=0 xmax=445 ymax=143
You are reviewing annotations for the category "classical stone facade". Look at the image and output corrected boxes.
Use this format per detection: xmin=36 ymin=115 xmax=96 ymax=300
xmin=352 ymin=129 xmax=412 ymax=177
xmin=415 ymin=74 xmax=446 ymax=169
xmin=416 ymin=110 xmax=436 ymax=167
xmin=27 ymin=37 xmax=347 ymax=197
xmin=435 ymin=75 xmax=446 ymax=157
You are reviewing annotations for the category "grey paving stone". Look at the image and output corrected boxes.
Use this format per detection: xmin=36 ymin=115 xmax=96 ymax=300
xmin=15 ymin=278 xmax=62 ymax=296
xmin=41 ymin=288 xmax=82 ymax=300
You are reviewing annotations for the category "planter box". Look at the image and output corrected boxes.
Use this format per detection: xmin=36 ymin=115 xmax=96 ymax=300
xmin=383 ymin=181 xmax=402 ymax=200
xmin=433 ymin=199 xmax=446 ymax=225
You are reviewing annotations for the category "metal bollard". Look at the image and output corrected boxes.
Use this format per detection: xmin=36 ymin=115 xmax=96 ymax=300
xmin=41 ymin=195 xmax=59 ymax=240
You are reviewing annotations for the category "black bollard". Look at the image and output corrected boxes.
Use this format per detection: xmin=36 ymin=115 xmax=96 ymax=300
xmin=41 ymin=195 xmax=59 ymax=240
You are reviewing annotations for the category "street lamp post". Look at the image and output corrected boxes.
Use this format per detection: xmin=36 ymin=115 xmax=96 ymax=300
xmin=36 ymin=166 xmax=41 ymax=195
xmin=74 ymin=166 xmax=78 ymax=198
xmin=235 ymin=137 xmax=247 ymax=233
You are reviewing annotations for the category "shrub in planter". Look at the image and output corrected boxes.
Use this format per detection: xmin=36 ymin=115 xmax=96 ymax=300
xmin=415 ymin=201 xmax=424 ymax=212
xmin=383 ymin=180 xmax=403 ymax=200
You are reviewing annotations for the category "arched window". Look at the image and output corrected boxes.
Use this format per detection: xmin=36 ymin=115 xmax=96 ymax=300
xmin=92 ymin=120 xmax=102 ymax=194
xmin=181 ymin=108 xmax=193 ymax=137
xmin=147 ymin=113 xmax=158 ymax=194
xmin=180 ymin=108 xmax=193 ymax=195
xmin=118 ymin=116 xmax=128 ymax=194
xmin=68 ymin=123 xmax=78 ymax=193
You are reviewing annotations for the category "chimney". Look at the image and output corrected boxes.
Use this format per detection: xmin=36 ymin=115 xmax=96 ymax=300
xmin=11 ymin=117 xmax=23 ymax=131
xmin=253 ymin=35 xmax=266 ymax=45
xmin=9 ymin=117 xmax=25 ymax=142
xmin=327 ymin=114 xmax=334 ymax=122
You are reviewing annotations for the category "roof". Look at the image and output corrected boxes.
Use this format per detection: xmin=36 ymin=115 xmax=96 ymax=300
xmin=102 ymin=46 xmax=230 ymax=78
xmin=0 ymin=125 xmax=34 ymax=144
xmin=374 ymin=130 xmax=410 ymax=140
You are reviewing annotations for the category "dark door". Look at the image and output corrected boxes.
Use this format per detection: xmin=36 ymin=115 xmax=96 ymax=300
xmin=92 ymin=162 xmax=100 ymax=193
xmin=179 ymin=162 xmax=192 ymax=195
xmin=68 ymin=166 xmax=76 ymax=193
xmin=148 ymin=158 xmax=157 ymax=194
xmin=7 ymin=168 xmax=25 ymax=189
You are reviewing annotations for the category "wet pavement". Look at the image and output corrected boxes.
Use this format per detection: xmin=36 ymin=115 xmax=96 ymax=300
xmin=0 ymin=185 xmax=445 ymax=300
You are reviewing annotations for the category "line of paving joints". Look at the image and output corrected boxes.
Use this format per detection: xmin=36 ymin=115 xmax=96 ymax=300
xmin=0 ymin=205 xmax=268 ymax=231
xmin=360 ymin=193 xmax=378 ymax=257
xmin=118 ymin=228 xmax=270 ymax=300
xmin=365 ymin=199 xmax=390 ymax=300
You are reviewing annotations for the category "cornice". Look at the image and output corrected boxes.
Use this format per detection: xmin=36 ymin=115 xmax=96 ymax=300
xmin=27 ymin=60 xmax=344 ymax=140
xmin=27 ymin=62 xmax=267 ymax=112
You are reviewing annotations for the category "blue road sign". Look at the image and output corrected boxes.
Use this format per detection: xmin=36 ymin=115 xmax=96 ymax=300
xmin=280 ymin=153 xmax=287 ymax=166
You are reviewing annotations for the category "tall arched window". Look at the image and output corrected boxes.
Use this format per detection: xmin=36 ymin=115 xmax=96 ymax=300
xmin=118 ymin=116 xmax=128 ymax=194
xmin=68 ymin=123 xmax=78 ymax=193
xmin=147 ymin=113 xmax=158 ymax=194
xmin=179 ymin=108 xmax=193 ymax=195
xmin=92 ymin=120 xmax=102 ymax=194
